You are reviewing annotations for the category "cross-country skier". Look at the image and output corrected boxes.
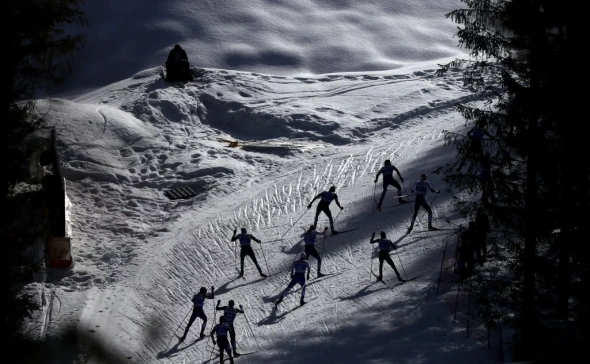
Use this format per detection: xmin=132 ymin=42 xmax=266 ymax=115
xmin=179 ymin=286 xmax=214 ymax=342
xmin=407 ymin=174 xmax=440 ymax=233
xmin=370 ymin=231 xmax=405 ymax=282
xmin=457 ymin=222 xmax=476 ymax=278
xmin=479 ymin=152 xmax=497 ymax=205
xmin=231 ymin=228 xmax=267 ymax=278
xmin=275 ymin=252 xmax=310 ymax=307
xmin=308 ymin=186 xmax=344 ymax=234
xmin=457 ymin=125 xmax=493 ymax=171
xmin=300 ymin=225 xmax=329 ymax=278
xmin=374 ymin=159 xmax=407 ymax=211
xmin=216 ymin=300 xmax=244 ymax=357
xmin=210 ymin=316 xmax=235 ymax=364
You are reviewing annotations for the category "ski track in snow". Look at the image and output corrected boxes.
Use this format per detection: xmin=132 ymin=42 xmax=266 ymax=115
xmin=36 ymin=66 xmax=496 ymax=363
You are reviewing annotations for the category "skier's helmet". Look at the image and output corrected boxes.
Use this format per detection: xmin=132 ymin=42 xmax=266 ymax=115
xmin=199 ymin=287 xmax=207 ymax=294
xmin=219 ymin=316 xmax=226 ymax=323
xmin=384 ymin=159 xmax=391 ymax=166
xmin=380 ymin=231 xmax=386 ymax=238
xmin=229 ymin=300 xmax=235 ymax=307
xmin=329 ymin=186 xmax=336 ymax=192
xmin=298 ymin=252 xmax=307 ymax=260
xmin=241 ymin=228 xmax=247 ymax=233
xmin=420 ymin=173 xmax=427 ymax=180
xmin=309 ymin=224 xmax=316 ymax=230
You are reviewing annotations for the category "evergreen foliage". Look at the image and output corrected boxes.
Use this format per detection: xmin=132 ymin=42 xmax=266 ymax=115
xmin=1 ymin=0 xmax=87 ymax=357
xmin=436 ymin=0 xmax=586 ymax=361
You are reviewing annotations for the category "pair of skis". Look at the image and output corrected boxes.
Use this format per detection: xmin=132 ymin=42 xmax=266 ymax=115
xmin=372 ymin=273 xmax=422 ymax=290
xmin=368 ymin=231 xmax=420 ymax=291
xmin=375 ymin=195 xmax=412 ymax=211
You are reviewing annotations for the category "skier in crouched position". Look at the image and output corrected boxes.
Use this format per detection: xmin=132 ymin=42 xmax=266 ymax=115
xmin=308 ymin=186 xmax=344 ymax=234
xmin=370 ymin=231 xmax=405 ymax=282
xmin=231 ymin=228 xmax=267 ymax=278
xmin=407 ymin=174 xmax=440 ymax=233
xmin=211 ymin=316 xmax=235 ymax=364
xmin=179 ymin=286 xmax=214 ymax=342
xmin=301 ymin=225 xmax=329 ymax=278
xmin=216 ymin=300 xmax=244 ymax=357
xmin=374 ymin=159 xmax=407 ymax=210
xmin=275 ymin=252 xmax=311 ymax=307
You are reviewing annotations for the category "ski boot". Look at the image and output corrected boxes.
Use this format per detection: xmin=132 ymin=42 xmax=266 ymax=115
xmin=376 ymin=275 xmax=383 ymax=281
xmin=317 ymin=271 xmax=325 ymax=278
xmin=259 ymin=271 xmax=267 ymax=278
xmin=274 ymin=296 xmax=283 ymax=307
xmin=300 ymin=297 xmax=306 ymax=306
xmin=428 ymin=225 xmax=438 ymax=231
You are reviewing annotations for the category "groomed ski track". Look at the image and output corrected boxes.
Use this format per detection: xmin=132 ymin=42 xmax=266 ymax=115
xmin=63 ymin=66 xmax=496 ymax=364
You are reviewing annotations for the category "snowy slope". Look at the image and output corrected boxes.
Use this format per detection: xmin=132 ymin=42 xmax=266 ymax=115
xmin=60 ymin=0 xmax=466 ymax=94
xmin=32 ymin=63 xmax=498 ymax=363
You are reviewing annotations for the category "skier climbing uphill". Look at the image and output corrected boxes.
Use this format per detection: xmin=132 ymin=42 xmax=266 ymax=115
xmin=308 ymin=186 xmax=344 ymax=234
xmin=300 ymin=225 xmax=329 ymax=278
xmin=216 ymin=299 xmax=244 ymax=357
xmin=370 ymin=231 xmax=405 ymax=282
xmin=210 ymin=316 xmax=235 ymax=364
xmin=179 ymin=286 xmax=214 ymax=342
xmin=407 ymin=174 xmax=440 ymax=233
xmin=275 ymin=252 xmax=311 ymax=307
xmin=231 ymin=228 xmax=267 ymax=278
xmin=374 ymin=159 xmax=407 ymax=210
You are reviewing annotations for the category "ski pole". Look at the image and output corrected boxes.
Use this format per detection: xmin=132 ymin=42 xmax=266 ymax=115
xmin=436 ymin=238 xmax=449 ymax=296
xmin=402 ymin=183 xmax=415 ymax=215
xmin=208 ymin=303 xmax=218 ymax=361
xmin=243 ymin=312 xmax=261 ymax=351
xmin=279 ymin=208 xmax=309 ymax=239
xmin=368 ymin=232 xmax=375 ymax=281
xmin=395 ymin=249 xmax=408 ymax=280
xmin=319 ymin=227 xmax=329 ymax=261
xmin=417 ymin=192 xmax=440 ymax=226
xmin=165 ymin=306 xmax=191 ymax=347
xmin=259 ymin=242 xmax=270 ymax=275
xmin=330 ymin=206 xmax=344 ymax=233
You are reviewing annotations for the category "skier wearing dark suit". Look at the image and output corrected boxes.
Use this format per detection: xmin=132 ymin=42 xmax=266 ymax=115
xmin=231 ymin=228 xmax=267 ymax=278
xmin=179 ymin=286 xmax=214 ymax=342
xmin=374 ymin=159 xmax=407 ymax=210
xmin=308 ymin=186 xmax=343 ymax=234
xmin=370 ymin=231 xmax=405 ymax=282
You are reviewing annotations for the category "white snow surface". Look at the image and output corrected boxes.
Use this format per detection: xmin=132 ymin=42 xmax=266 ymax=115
xmin=27 ymin=1 xmax=502 ymax=363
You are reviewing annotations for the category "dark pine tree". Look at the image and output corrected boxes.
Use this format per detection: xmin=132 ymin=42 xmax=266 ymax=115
xmin=436 ymin=0 xmax=586 ymax=361
xmin=1 ymin=0 xmax=86 ymax=360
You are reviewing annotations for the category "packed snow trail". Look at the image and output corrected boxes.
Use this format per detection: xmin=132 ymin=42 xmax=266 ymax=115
xmin=38 ymin=66 xmax=496 ymax=363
